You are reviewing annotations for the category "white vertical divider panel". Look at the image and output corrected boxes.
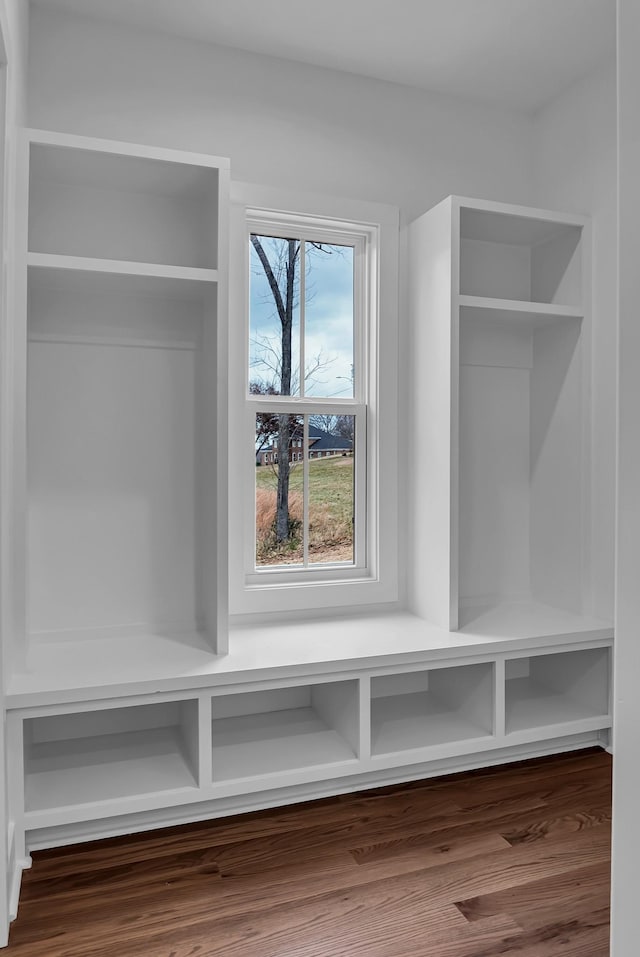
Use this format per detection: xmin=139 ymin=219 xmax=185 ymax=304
xmin=215 ymin=166 xmax=230 ymax=654
xmin=0 ymin=20 xmax=13 ymax=942
xmin=494 ymin=659 xmax=506 ymax=738
xmin=198 ymin=163 xmax=229 ymax=655
xmin=178 ymin=700 xmax=201 ymax=788
xmin=311 ymin=682 xmax=359 ymax=758
xmin=579 ymin=222 xmax=594 ymax=616
xmin=4 ymin=714 xmax=27 ymax=878
xmin=358 ymin=677 xmax=371 ymax=760
xmin=198 ymin=280 xmax=226 ymax=654
xmin=4 ymin=130 xmax=29 ymax=676
xmin=429 ymin=663 xmax=493 ymax=735
xmin=407 ymin=196 xmax=457 ymax=629
xmin=198 ymin=694 xmax=213 ymax=786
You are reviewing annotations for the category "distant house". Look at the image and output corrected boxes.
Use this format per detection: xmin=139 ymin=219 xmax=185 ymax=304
xmin=257 ymin=425 xmax=353 ymax=466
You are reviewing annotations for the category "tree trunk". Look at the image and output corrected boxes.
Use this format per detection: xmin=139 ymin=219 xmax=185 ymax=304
xmin=276 ymin=415 xmax=291 ymax=542
xmin=274 ymin=240 xmax=297 ymax=542
xmin=251 ymin=235 xmax=298 ymax=545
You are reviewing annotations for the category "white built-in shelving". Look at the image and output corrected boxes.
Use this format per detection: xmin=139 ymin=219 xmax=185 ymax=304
xmin=408 ymin=196 xmax=603 ymax=640
xmin=12 ymin=642 xmax=611 ymax=837
xmin=0 ymin=182 xmax=614 ymax=944
xmin=12 ymin=130 xmax=230 ymax=673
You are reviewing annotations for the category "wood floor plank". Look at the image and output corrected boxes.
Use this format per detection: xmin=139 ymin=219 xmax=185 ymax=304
xmin=13 ymin=830 xmax=512 ymax=947
xmin=8 ymin=749 xmax=612 ymax=957
xmin=479 ymin=909 xmax=611 ymax=957
xmin=500 ymin=806 xmax=611 ymax=845
xmin=453 ymin=773 xmax=611 ymax=812
xmin=455 ymin=858 xmax=611 ymax=921
xmin=58 ymin=876 xmax=474 ymax=957
xmin=11 ymin=823 xmax=609 ymax=953
xmin=349 ymin=791 xmax=609 ymax=864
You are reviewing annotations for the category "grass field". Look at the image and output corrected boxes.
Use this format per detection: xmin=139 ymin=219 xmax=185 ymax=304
xmin=255 ymin=454 xmax=354 ymax=565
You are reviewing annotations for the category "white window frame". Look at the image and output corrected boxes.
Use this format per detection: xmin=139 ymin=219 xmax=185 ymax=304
xmin=229 ymin=183 xmax=399 ymax=619
xmin=246 ymin=212 xmax=367 ymax=581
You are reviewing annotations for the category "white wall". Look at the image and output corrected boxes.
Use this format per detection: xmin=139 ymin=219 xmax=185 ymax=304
xmin=0 ymin=0 xmax=27 ymax=125
xmin=25 ymin=10 xmax=620 ymax=617
xmin=0 ymin=0 xmax=29 ymax=942
xmin=611 ymin=1 xmax=640 ymax=953
xmin=1 ymin=0 xmax=28 ymax=683
xmin=531 ymin=62 xmax=617 ymax=622
xmin=27 ymin=6 xmax=538 ymax=609
xmin=27 ymin=7 xmax=535 ymax=222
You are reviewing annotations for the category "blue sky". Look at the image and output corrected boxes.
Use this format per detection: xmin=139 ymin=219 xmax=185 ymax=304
xmin=249 ymin=238 xmax=354 ymax=398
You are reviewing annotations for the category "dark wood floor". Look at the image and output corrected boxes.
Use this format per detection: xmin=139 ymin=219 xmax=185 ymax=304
xmin=7 ymin=748 xmax=611 ymax=956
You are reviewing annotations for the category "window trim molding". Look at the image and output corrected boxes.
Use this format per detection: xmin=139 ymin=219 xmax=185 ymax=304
xmin=228 ymin=182 xmax=399 ymax=619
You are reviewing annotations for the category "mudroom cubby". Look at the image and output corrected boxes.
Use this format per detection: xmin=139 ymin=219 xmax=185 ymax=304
xmin=15 ymin=129 xmax=230 ymax=670
xmin=457 ymin=305 xmax=585 ymax=625
xmin=407 ymin=195 xmax=608 ymax=641
xmin=211 ymin=680 xmax=361 ymax=783
xmin=27 ymin=267 xmax=215 ymax=640
xmin=370 ymin=662 xmax=495 ymax=756
xmin=504 ymin=647 xmax=611 ymax=737
xmin=23 ymin=698 xmax=201 ymax=826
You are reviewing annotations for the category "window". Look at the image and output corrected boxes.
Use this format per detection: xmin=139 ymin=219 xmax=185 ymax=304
xmin=229 ymin=185 xmax=399 ymax=617
xmin=249 ymin=220 xmax=365 ymax=573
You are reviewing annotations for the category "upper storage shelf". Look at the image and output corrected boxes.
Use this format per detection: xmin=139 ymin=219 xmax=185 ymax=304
xmin=27 ymin=131 xmax=227 ymax=271
xmin=459 ymin=202 xmax=584 ymax=308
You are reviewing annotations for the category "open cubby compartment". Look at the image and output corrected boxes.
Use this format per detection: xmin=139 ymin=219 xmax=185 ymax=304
xmin=210 ymin=681 xmax=360 ymax=781
xmin=459 ymin=204 xmax=583 ymax=307
xmin=504 ymin=647 xmax=610 ymax=735
xmin=26 ymin=265 xmax=223 ymax=653
xmin=23 ymin=699 xmax=200 ymax=815
xmin=370 ymin=663 xmax=494 ymax=756
xmin=28 ymin=139 xmax=220 ymax=269
xmin=457 ymin=305 xmax=588 ymax=630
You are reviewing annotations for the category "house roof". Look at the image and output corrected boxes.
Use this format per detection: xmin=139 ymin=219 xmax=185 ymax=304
xmin=258 ymin=424 xmax=353 ymax=457
xmin=309 ymin=432 xmax=352 ymax=451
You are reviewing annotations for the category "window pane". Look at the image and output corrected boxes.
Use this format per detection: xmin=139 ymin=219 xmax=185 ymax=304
xmin=255 ymin=413 xmax=356 ymax=568
xmin=308 ymin=416 xmax=355 ymax=565
xmin=250 ymin=235 xmax=301 ymax=397
xmin=255 ymin=413 xmax=303 ymax=566
xmin=305 ymin=244 xmax=354 ymax=398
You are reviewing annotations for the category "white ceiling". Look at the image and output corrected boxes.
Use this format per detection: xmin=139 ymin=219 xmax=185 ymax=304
xmin=32 ymin=0 xmax=616 ymax=112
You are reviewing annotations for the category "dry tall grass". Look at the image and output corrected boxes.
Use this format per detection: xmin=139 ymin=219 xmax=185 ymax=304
xmin=255 ymin=487 xmax=303 ymax=538
xmin=255 ymin=485 xmax=353 ymax=564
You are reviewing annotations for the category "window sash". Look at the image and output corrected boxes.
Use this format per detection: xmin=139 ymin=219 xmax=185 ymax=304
xmin=248 ymin=404 xmax=367 ymax=583
xmin=247 ymin=218 xmax=368 ymax=406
